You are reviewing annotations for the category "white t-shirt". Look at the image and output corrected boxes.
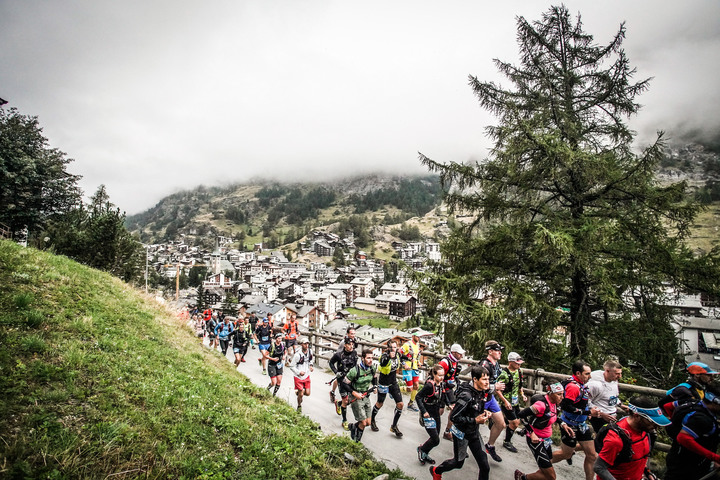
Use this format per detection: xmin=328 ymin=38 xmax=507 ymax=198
xmin=586 ymin=369 xmax=621 ymax=415
xmin=289 ymin=349 xmax=313 ymax=380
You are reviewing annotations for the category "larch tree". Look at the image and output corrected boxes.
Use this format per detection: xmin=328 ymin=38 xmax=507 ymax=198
xmin=417 ymin=5 xmax=720 ymax=384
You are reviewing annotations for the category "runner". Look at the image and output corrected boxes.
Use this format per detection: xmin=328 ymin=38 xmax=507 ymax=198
xmin=343 ymin=349 xmax=378 ymax=443
xmin=288 ymin=337 xmax=313 ymax=412
xmin=479 ymin=340 xmax=507 ymax=462
xmin=330 ymin=329 xmax=358 ymax=404
xmin=587 ymin=360 xmax=625 ymax=433
xmin=658 ymin=362 xmax=719 ymax=417
xmin=551 ymin=360 xmax=597 ymax=480
xmin=254 ymin=317 xmax=273 ymax=375
xmin=429 ymin=365 xmax=492 ymax=480
xmin=401 ymin=332 xmax=423 ymax=411
xmin=497 ymin=351 xmax=528 ymax=453
xmin=370 ymin=340 xmax=404 ymax=437
xmin=513 ymin=381 xmax=564 ymax=480
xmin=206 ymin=313 xmax=219 ymax=350
xmin=193 ymin=314 xmax=205 ymax=343
xmin=265 ymin=333 xmax=286 ymax=396
xmin=248 ymin=313 xmax=258 ymax=349
xmin=329 ymin=339 xmax=359 ymax=430
xmin=665 ymin=382 xmax=720 ymax=480
xmin=416 ymin=364 xmax=445 ymax=466
xmin=439 ymin=343 xmax=465 ymax=441
xmin=230 ymin=320 xmax=251 ymax=366
xmin=593 ymin=395 xmax=667 ymax=480
xmin=283 ymin=313 xmax=300 ymax=358
xmin=215 ymin=315 xmax=234 ymax=356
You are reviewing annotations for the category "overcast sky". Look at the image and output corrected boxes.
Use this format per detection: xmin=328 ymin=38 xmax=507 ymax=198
xmin=1 ymin=1 xmax=719 ymax=214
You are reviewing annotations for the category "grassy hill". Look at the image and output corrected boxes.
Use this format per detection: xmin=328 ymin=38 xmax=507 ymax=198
xmin=0 ymin=240 xmax=402 ymax=479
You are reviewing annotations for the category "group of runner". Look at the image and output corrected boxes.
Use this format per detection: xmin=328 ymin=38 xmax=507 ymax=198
xmin=189 ymin=308 xmax=720 ymax=480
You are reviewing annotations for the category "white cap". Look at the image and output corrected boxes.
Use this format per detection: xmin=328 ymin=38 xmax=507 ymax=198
xmin=508 ymin=352 xmax=524 ymax=364
xmin=450 ymin=344 xmax=466 ymax=355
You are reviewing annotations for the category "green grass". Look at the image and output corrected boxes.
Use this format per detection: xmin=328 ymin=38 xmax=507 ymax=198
xmin=345 ymin=308 xmax=397 ymax=329
xmin=0 ymin=240 xmax=404 ymax=479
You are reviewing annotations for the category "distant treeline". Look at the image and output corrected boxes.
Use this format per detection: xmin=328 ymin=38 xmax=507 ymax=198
xmin=348 ymin=177 xmax=442 ymax=216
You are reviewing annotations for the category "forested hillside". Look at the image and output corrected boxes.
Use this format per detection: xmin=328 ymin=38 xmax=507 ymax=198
xmin=126 ymin=174 xmax=443 ymax=249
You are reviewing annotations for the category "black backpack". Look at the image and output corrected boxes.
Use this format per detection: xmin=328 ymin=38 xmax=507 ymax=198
xmin=594 ymin=423 xmax=655 ymax=466
xmin=527 ymin=393 xmax=554 ymax=431
xmin=665 ymin=400 xmax=705 ymax=441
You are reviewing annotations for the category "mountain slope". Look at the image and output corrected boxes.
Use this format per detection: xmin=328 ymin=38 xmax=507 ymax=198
xmin=125 ymin=173 xmax=443 ymax=248
xmin=0 ymin=240 xmax=399 ymax=479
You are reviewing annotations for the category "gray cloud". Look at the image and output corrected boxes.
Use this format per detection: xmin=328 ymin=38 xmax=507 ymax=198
xmin=1 ymin=1 xmax=718 ymax=214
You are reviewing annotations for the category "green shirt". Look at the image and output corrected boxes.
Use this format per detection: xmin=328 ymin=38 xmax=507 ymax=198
xmin=498 ymin=368 xmax=522 ymax=406
xmin=345 ymin=363 xmax=376 ymax=393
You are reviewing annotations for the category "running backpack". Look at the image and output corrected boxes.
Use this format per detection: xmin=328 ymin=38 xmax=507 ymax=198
xmin=527 ymin=393 xmax=554 ymax=430
xmin=665 ymin=400 xmax=705 ymax=441
xmin=594 ymin=423 xmax=654 ymax=466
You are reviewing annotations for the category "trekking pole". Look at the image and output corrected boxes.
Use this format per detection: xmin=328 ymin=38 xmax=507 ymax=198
xmin=699 ymin=468 xmax=719 ymax=480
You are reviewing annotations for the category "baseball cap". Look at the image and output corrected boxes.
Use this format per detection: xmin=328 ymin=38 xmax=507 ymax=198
xmin=628 ymin=402 xmax=671 ymax=426
xmin=262 ymin=317 xmax=269 ymax=323
xmin=274 ymin=333 xmax=283 ymax=339
xmin=450 ymin=344 xmax=466 ymax=355
xmin=548 ymin=382 xmax=564 ymax=394
xmin=485 ymin=340 xmax=504 ymax=351
xmin=687 ymin=362 xmax=719 ymax=375
xmin=507 ymin=352 xmax=524 ymax=364
xmin=299 ymin=337 xmax=310 ymax=344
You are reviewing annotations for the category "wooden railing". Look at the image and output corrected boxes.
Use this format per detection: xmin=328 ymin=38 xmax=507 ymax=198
xmin=0 ymin=223 xmax=10 ymax=240
xmin=302 ymin=328 xmax=671 ymax=451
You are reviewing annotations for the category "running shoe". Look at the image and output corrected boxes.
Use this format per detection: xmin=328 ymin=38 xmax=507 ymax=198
xmin=417 ymin=446 xmax=426 ymax=465
xmin=240 ymin=358 xmax=246 ymax=362
xmin=370 ymin=420 xmax=379 ymax=432
xmin=296 ymin=405 xmax=302 ymax=413
xmin=407 ymin=402 xmax=419 ymax=412
xmin=514 ymin=469 xmax=525 ymax=480
xmin=342 ymin=421 xmax=349 ymax=430
xmin=330 ymin=391 xmax=336 ymax=404
xmin=485 ymin=444 xmax=502 ymax=462
xmin=390 ymin=425 xmax=404 ymax=438
xmin=335 ymin=401 xmax=342 ymax=416
xmin=502 ymin=441 xmax=518 ymax=453
xmin=429 ymin=466 xmax=442 ymax=480
xmin=262 ymin=369 xmax=267 ymax=375
xmin=566 ymin=457 xmax=573 ymax=465
xmin=425 ymin=454 xmax=435 ymax=465
xmin=442 ymin=430 xmax=452 ymax=440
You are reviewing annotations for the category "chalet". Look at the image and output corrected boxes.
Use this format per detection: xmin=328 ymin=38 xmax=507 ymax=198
xmin=202 ymin=272 xmax=234 ymax=291
xmin=388 ymin=295 xmax=417 ymax=320
xmin=380 ymin=282 xmax=408 ymax=297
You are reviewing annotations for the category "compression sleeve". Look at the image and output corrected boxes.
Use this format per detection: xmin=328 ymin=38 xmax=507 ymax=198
xmin=415 ymin=382 xmax=434 ymax=416
xmin=677 ymin=431 xmax=720 ymax=463
xmin=593 ymin=457 xmax=617 ymax=480
xmin=517 ymin=406 xmax=535 ymax=420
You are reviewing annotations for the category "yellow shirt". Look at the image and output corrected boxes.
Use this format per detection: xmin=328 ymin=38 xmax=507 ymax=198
xmin=401 ymin=340 xmax=420 ymax=370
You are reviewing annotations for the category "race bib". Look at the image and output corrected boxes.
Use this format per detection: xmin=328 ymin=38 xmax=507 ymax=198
xmin=261 ymin=336 xmax=269 ymax=342
xmin=511 ymin=395 xmax=518 ymax=405
xmin=377 ymin=385 xmax=389 ymax=394
xmin=423 ymin=418 xmax=437 ymax=429
xmin=609 ymin=396 xmax=619 ymax=406
xmin=450 ymin=425 xmax=465 ymax=440
xmin=578 ymin=423 xmax=589 ymax=434
xmin=542 ymin=437 xmax=553 ymax=449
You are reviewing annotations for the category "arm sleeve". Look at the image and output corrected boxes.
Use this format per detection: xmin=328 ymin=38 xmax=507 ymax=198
xmin=415 ymin=383 xmax=433 ymax=415
xmin=329 ymin=353 xmax=340 ymax=373
xmin=677 ymin=431 xmax=720 ymax=463
xmin=593 ymin=457 xmax=617 ymax=480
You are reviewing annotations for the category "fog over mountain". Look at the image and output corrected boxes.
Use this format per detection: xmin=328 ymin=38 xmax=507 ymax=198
xmin=1 ymin=1 xmax=718 ymax=214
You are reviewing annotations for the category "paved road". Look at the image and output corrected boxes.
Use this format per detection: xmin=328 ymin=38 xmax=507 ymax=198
xmin=208 ymin=340 xmax=586 ymax=479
